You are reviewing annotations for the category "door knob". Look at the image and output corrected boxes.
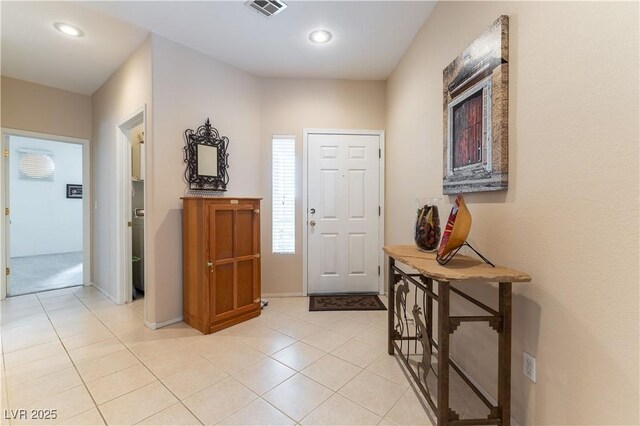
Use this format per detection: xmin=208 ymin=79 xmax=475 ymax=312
xmin=309 ymin=220 xmax=316 ymax=226
xmin=206 ymin=261 xmax=213 ymax=272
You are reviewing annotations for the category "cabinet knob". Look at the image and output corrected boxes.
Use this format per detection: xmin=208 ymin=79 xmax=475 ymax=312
xmin=206 ymin=261 xmax=213 ymax=271
xmin=255 ymin=254 xmax=260 ymax=259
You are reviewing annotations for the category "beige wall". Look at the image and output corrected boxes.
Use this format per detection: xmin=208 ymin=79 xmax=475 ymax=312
xmin=91 ymin=37 xmax=152 ymax=316
xmin=1 ymin=76 xmax=91 ymax=139
xmin=386 ymin=1 xmax=639 ymax=424
xmin=150 ymin=35 xmax=262 ymax=323
xmin=1 ymin=76 xmax=92 ymax=302
xmin=87 ymin=35 xmax=387 ymax=323
xmin=260 ymin=78 xmax=386 ymax=295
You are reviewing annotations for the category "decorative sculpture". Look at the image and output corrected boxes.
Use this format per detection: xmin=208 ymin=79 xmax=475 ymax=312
xmin=436 ymin=193 xmax=495 ymax=266
xmin=394 ymin=277 xmax=410 ymax=345
xmin=412 ymin=305 xmax=432 ymax=388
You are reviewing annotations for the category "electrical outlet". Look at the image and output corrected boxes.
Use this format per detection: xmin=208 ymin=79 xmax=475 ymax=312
xmin=523 ymin=352 xmax=536 ymax=383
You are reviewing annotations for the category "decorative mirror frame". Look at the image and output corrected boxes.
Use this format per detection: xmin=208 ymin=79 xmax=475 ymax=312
xmin=183 ymin=118 xmax=229 ymax=191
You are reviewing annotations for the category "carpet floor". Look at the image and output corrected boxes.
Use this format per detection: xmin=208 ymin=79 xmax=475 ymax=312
xmin=9 ymin=251 xmax=83 ymax=296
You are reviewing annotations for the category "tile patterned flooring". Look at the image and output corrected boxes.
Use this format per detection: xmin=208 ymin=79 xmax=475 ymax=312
xmin=0 ymin=286 xmax=481 ymax=425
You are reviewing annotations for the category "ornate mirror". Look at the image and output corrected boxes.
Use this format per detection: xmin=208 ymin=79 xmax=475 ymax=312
xmin=183 ymin=118 xmax=229 ymax=191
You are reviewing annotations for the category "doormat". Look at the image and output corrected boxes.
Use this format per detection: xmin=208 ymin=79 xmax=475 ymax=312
xmin=309 ymin=294 xmax=387 ymax=312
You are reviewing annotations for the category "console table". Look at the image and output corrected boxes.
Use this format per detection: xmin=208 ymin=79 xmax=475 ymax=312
xmin=384 ymin=245 xmax=531 ymax=426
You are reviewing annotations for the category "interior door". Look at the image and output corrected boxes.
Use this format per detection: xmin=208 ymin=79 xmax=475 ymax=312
xmin=307 ymin=133 xmax=380 ymax=294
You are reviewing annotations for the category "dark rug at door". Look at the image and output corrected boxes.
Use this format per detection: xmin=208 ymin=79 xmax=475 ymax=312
xmin=309 ymin=294 xmax=387 ymax=312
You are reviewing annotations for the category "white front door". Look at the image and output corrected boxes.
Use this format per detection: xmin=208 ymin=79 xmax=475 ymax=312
xmin=307 ymin=133 xmax=380 ymax=294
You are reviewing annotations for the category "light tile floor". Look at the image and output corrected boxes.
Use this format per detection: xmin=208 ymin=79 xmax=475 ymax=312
xmin=0 ymin=286 xmax=485 ymax=425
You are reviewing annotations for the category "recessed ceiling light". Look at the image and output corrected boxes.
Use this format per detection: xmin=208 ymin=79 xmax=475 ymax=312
xmin=309 ymin=30 xmax=332 ymax=44
xmin=53 ymin=22 xmax=84 ymax=37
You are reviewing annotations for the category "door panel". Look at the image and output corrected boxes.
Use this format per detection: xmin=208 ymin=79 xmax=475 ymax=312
xmin=236 ymin=259 xmax=254 ymax=308
xmin=307 ymin=133 xmax=379 ymax=294
xmin=348 ymin=233 xmax=366 ymax=275
xmin=321 ymin=170 xmax=339 ymax=219
xmin=213 ymin=263 xmax=234 ymax=316
xmin=214 ymin=210 xmax=233 ymax=260
xmin=348 ymin=146 xmax=366 ymax=160
xmin=348 ymin=169 xmax=366 ymax=219
xmin=321 ymin=233 xmax=338 ymax=275
xmin=235 ymin=209 xmax=254 ymax=257
xmin=321 ymin=146 xmax=339 ymax=159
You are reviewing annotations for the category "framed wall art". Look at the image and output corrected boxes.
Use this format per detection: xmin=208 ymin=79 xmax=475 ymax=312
xmin=443 ymin=15 xmax=509 ymax=194
xmin=183 ymin=118 xmax=230 ymax=191
xmin=66 ymin=184 xmax=82 ymax=199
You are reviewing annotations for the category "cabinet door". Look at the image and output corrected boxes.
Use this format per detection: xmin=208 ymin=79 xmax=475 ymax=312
xmin=206 ymin=202 xmax=260 ymax=327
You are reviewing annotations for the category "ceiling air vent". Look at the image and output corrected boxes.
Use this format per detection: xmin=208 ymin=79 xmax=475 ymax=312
xmin=245 ymin=0 xmax=287 ymax=18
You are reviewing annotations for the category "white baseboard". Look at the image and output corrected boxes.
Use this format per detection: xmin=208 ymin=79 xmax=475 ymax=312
xmin=261 ymin=292 xmax=304 ymax=298
xmin=144 ymin=316 xmax=183 ymax=330
xmin=91 ymin=283 xmax=119 ymax=304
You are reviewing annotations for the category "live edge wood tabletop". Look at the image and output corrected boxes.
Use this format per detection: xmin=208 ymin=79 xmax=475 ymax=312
xmin=182 ymin=197 xmax=262 ymax=335
xmin=383 ymin=244 xmax=531 ymax=426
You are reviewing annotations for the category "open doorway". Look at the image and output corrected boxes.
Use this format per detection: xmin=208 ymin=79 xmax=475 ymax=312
xmin=114 ymin=107 xmax=146 ymax=320
xmin=1 ymin=131 xmax=91 ymax=297
xmin=130 ymin=123 xmax=145 ymax=311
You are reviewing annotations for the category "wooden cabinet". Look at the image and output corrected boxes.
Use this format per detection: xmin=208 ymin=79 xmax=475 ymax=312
xmin=182 ymin=197 xmax=261 ymax=334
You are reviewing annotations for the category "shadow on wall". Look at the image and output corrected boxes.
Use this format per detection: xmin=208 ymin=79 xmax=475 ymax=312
xmin=153 ymin=208 xmax=185 ymax=323
xmin=513 ymin=288 xmax=635 ymax=425
xmin=451 ymin=278 xmax=636 ymax=424
xmin=510 ymin=291 xmax=540 ymax=423
xmin=448 ymin=281 xmax=540 ymax=423
xmin=447 ymin=191 xmax=508 ymax=206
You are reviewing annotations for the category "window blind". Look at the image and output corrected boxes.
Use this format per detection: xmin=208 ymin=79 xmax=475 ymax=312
xmin=272 ymin=137 xmax=295 ymax=254
xmin=18 ymin=150 xmax=55 ymax=181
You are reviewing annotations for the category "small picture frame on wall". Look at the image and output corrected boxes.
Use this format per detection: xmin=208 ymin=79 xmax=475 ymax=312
xmin=66 ymin=184 xmax=82 ymax=199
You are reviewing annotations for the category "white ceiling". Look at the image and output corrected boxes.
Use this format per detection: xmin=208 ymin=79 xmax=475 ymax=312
xmin=1 ymin=1 xmax=149 ymax=95
xmin=1 ymin=1 xmax=435 ymax=95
